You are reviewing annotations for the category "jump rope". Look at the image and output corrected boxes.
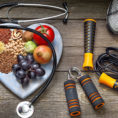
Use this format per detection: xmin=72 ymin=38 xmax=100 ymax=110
xmin=95 ymin=47 xmax=118 ymax=90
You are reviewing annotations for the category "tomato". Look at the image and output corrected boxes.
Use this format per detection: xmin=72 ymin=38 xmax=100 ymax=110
xmin=33 ymin=25 xmax=55 ymax=45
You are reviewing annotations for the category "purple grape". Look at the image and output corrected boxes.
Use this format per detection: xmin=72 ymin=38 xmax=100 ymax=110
xmin=36 ymin=68 xmax=45 ymax=76
xmin=28 ymin=71 xmax=36 ymax=79
xmin=31 ymin=63 xmax=40 ymax=70
xmin=20 ymin=61 xmax=30 ymax=71
xmin=26 ymin=53 xmax=34 ymax=64
xmin=19 ymin=59 xmax=26 ymax=67
xmin=15 ymin=69 xmax=26 ymax=79
xmin=17 ymin=54 xmax=24 ymax=63
xmin=12 ymin=64 xmax=21 ymax=72
xmin=21 ymin=76 xmax=29 ymax=87
xmin=33 ymin=61 xmax=38 ymax=64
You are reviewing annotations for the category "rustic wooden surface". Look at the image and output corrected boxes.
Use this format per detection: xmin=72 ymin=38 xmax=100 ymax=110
xmin=1 ymin=0 xmax=118 ymax=118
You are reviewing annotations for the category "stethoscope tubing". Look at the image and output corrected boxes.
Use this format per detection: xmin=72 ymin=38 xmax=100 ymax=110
xmin=0 ymin=2 xmax=68 ymax=23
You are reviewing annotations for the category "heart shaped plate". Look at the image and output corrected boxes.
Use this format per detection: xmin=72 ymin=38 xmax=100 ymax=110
xmin=0 ymin=23 xmax=63 ymax=99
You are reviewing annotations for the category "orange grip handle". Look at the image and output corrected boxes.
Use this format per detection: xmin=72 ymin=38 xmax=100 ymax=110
xmin=64 ymin=80 xmax=81 ymax=117
xmin=99 ymin=73 xmax=118 ymax=89
xmin=83 ymin=19 xmax=96 ymax=71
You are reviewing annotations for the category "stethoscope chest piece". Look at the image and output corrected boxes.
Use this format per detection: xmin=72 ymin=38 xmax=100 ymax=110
xmin=16 ymin=101 xmax=34 ymax=118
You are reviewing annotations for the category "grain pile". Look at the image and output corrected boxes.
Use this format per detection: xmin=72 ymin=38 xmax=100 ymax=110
xmin=0 ymin=29 xmax=11 ymax=44
xmin=0 ymin=51 xmax=17 ymax=73
xmin=5 ymin=38 xmax=26 ymax=58
xmin=0 ymin=29 xmax=26 ymax=73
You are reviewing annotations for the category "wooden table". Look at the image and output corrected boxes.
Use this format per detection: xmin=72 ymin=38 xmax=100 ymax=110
xmin=1 ymin=0 xmax=118 ymax=118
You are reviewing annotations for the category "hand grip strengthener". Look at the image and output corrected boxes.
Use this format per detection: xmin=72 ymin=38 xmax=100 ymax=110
xmin=64 ymin=68 xmax=81 ymax=117
xmin=83 ymin=19 xmax=96 ymax=71
xmin=78 ymin=74 xmax=105 ymax=110
xmin=64 ymin=67 xmax=105 ymax=117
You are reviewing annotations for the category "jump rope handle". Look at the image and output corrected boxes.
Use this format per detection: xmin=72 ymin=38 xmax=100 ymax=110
xmin=83 ymin=19 xmax=96 ymax=71
xmin=64 ymin=80 xmax=81 ymax=117
xmin=78 ymin=75 xmax=104 ymax=110
xmin=99 ymin=73 xmax=118 ymax=90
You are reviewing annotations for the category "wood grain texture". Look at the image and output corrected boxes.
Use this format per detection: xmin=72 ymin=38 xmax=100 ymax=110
xmin=0 ymin=0 xmax=110 ymax=19
xmin=0 ymin=72 xmax=118 ymax=118
xmin=0 ymin=0 xmax=118 ymax=118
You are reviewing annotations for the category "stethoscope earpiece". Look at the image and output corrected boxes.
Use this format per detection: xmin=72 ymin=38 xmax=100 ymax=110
xmin=63 ymin=2 xmax=68 ymax=10
xmin=63 ymin=2 xmax=69 ymax=24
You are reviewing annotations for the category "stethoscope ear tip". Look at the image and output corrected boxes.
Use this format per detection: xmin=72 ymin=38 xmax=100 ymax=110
xmin=63 ymin=2 xmax=68 ymax=9
xmin=62 ymin=2 xmax=69 ymax=24
xmin=63 ymin=18 xmax=68 ymax=24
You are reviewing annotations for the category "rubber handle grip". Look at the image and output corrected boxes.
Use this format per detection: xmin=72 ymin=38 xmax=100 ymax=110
xmin=78 ymin=75 xmax=104 ymax=110
xmin=99 ymin=72 xmax=118 ymax=90
xmin=83 ymin=19 xmax=96 ymax=71
xmin=64 ymin=80 xmax=81 ymax=117
xmin=84 ymin=19 xmax=96 ymax=53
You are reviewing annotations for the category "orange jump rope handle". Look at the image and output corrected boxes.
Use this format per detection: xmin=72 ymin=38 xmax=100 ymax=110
xmin=99 ymin=73 xmax=118 ymax=89
xmin=83 ymin=19 xmax=96 ymax=71
xmin=64 ymin=80 xmax=81 ymax=117
xmin=78 ymin=75 xmax=104 ymax=110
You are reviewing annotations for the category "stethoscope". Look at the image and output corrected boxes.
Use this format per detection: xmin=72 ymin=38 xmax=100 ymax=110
xmin=0 ymin=24 xmax=57 ymax=118
xmin=0 ymin=2 xmax=69 ymax=24
xmin=0 ymin=2 xmax=69 ymax=117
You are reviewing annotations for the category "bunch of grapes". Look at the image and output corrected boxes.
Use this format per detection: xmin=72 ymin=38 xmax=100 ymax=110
xmin=12 ymin=53 xmax=45 ymax=87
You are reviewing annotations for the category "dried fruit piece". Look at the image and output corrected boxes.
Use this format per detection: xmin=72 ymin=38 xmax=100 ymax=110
xmin=0 ymin=41 xmax=5 ymax=54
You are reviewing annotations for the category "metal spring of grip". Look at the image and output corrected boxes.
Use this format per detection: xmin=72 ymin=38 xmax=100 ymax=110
xmin=68 ymin=67 xmax=83 ymax=80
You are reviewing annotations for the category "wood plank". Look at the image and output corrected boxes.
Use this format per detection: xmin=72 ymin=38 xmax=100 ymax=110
xmin=57 ymin=47 xmax=105 ymax=71
xmin=0 ymin=72 xmax=118 ymax=118
xmin=0 ymin=0 xmax=110 ymax=19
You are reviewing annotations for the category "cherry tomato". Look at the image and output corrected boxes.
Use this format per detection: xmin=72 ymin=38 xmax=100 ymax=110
xmin=33 ymin=25 xmax=55 ymax=45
